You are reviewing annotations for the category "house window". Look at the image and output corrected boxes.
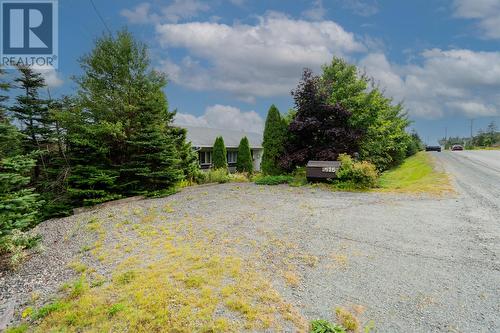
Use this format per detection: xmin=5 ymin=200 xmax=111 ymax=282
xmin=199 ymin=151 xmax=212 ymax=165
xmin=227 ymin=151 xmax=238 ymax=163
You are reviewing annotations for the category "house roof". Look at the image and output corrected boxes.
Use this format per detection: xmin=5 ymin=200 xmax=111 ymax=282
xmin=182 ymin=126 xmax=263 ymax=149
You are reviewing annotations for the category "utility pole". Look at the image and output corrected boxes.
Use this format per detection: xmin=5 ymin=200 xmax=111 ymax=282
xmin=444 ymin=127 xmax=447 ymax=140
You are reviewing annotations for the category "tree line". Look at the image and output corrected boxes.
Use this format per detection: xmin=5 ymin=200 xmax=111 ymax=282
xmin=1 ymin=30 xmax=424 ymax=258
xmin=1 ymin=31 xmax=200 ymax=253
xmin=439 ymin=121 xmax=499 ymax=149
xmin=260 ymin=59 xmax=423 ymax=176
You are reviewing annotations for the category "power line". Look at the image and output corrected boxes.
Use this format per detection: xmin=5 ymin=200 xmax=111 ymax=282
xmin=89 ymin=0 xmax=111 ymax=34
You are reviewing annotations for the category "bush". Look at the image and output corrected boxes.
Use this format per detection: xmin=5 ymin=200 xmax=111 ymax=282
xmin=195 ymin=169 xmax=230 ymax=184
xmin=310 ymin=319 xmax=346 ymax=333
xmin=335 ymin=154 xmax=378 ymax=189
xmin=0 ymin=230 xmax=41 ymax=269
xmin=1 ymin=155 xmax=43 ymax=245
xmin=212 ymin=136 xmax=228 ymax=170
xmin=236 ymin=137 xmax=253 ymax=173
xmin=289 ymin=167 xmax=307 ymax=187
xmin=255 ymin=175 xmax=293 ymax=185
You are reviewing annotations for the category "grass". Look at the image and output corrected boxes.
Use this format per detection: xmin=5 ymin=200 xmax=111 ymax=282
xmin=10 ymin=204 xmax=307 ymax=332
xmin=377 ymin=152 xmax=452 ymax=194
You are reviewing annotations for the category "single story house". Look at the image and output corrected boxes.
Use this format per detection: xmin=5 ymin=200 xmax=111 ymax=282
xmin=183 ymin=126 xmax=263 ymax=172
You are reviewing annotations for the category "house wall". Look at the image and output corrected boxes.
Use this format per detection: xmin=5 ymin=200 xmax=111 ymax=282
xmin=197 ymin=147 xmax=263 ymax=172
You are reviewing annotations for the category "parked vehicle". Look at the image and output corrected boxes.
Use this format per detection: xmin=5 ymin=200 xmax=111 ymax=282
xmin=451 ymin=145 xmax=464 ymax=151
xmin=425 ymin=145 xmax=441 ymax=152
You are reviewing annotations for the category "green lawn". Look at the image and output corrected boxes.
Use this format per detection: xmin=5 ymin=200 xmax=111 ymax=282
xmin=377 ymin=152 xmax=452 ymax=194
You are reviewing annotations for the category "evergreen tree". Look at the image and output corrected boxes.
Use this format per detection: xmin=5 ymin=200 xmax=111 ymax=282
xmin=171 ymin=126 xmax=199 ymax=182
xmin=0 ymin=155 xmax=42 ymax=243
xmin=261 ymin=105 xmax=286 ymax=175
xmin=10 ymin=65 xmax=49 ymax=154
xmin=237 ymin=137 xmax=253 ymax=173
xmin=67 ymin=30 xmax=187 ymax=205
xmin=212 ymin=136 xmax=227 ymax=170
xmin=0 ymin=68 xmax=42 ymax=244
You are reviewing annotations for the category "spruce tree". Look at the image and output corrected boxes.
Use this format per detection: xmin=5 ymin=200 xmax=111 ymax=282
xmin=0 ymin=155 xmax=42 ymax=243
xmin=68 ymin=30 xmax=187 ymax=205
xmin=10 ymin=65 xmax=49 ymax=154
xmin=236 ymin=137 xmax=253 ymax=173
xmin=212 ymin=136 xmax=227 ymax=170
xmin=261 ymin=105 xmax=286 ymax=175
xmin=0 ymin=68 xmax=42 ymax=243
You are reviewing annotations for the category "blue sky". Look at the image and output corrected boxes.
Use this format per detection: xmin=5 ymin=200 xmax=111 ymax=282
xmin=30 ymin=0 xmax=500 ymax=144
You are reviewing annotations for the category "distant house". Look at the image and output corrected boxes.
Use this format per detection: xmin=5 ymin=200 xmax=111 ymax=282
xmin=183 ymin=126 xmax=263 ymax=172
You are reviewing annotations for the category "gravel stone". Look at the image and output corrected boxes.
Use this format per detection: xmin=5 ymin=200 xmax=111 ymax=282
xmin=1 ymin=150 xmax=499 ymax=332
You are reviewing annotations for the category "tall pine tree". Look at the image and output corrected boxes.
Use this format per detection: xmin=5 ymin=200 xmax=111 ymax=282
xmin=261 ymin=105 xmax=286 ymax=175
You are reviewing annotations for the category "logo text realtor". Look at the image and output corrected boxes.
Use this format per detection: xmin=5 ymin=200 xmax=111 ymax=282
xmin=1 ymin=0 xmax=58 ymax=68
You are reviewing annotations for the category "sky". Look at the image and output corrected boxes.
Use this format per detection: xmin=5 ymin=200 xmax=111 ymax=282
xmin=22 ymin=0 xmax=500 ymax=144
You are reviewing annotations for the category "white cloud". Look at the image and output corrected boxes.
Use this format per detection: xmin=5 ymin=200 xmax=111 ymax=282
xmin=156 ymin=13 xmax=365 ymax=100
xmin=339 ymin=0 xmax=379 ymax=17
xmin=161 ymin=0 xmax=210 ymax=23
xmin=360 ymin=49 xmax=500 ymax=118
xmin=174 ymin=104 xmax=264 ymax=133
xmin=120 ymin=3 xmax=151 ymax=24
xmin=32 ymin=65 xmax=64 ymax=88
xmin=121 ymin=0 xmax=210 ymax=24
xmin=452 ymin=0 xmax=500 ymax=39
xmin=302 ymin=0 xmax=327 ymax=21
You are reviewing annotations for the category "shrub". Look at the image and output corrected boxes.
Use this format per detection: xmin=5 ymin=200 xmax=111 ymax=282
xmin=255 ymin=175 xmax=293 ymax=185
xmin=0 ymin=155 xmax=42 ymax=244
xmin=261 ymin=105 xmax=286 ymax=175
xmin=230 ymin=172 xmax=250 ymax=183
xmin=289 ymin=167 xmax=307 ymax=187
xmin=236 ymin=137 xmax=253 ymax=173
xmin=335 ymin=154 xmax=378 ymax=189
xmin=195 ymin=169 xmax=230 ymax=184
xmin=310 ymin=319 xmax=346 ymax=333
xmin=212 ymin=136 xmax=228 ymax=170
xmin=0 ymin=230 xmax=42 ymax=269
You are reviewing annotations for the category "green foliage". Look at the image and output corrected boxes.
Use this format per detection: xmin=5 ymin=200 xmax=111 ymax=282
xmin=335 ymin=154 xmax=378 ymax=189
xmin=255 ymin=175 xmax=293 ymax=185
xmin=0 ymin=230 xmax=41 ymax=268
xmin=10 ymin=65 xmax=49 ymax=155
xmin=200 ymin=168 xmax=230 ymax=184
xmin=261 ymin=105 xmax=287 ymax=175
xmin=31 ymin=301 xmax=67 ymax=320
xmin=212 ymin=136 xmax=228 ymax=170
xmin=65 ymin=30 xmax=187 ymax=207
xmin=0 ymin=154 xmax=43 ymax=243
xmin=310 ymin=319 xmax=346 ymax=333
xmin=321 ymin=57 xmax=413 ymax=171
xmin=236 ymin=137 xmax=253 ymax=173
xmin=405 ymin=131 xmax=423 ymax=157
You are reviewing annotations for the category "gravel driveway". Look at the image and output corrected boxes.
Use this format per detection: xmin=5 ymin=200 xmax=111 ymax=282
xmin=1 ymin=151 xmax=499 ymax=332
